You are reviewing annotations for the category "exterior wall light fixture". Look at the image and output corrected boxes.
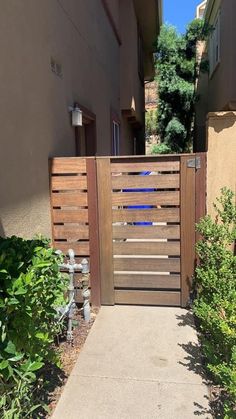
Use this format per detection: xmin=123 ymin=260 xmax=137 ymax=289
xmin=68 ymin=103 xmax=83 ymax=127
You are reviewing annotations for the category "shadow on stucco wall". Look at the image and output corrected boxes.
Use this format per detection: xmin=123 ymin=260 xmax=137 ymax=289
xmin=208 ymin=112 xmax=236 ymax=133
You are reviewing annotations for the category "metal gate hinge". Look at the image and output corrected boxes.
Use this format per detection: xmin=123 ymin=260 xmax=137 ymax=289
xmin=187 ymin=156 xmax=201 ymax=169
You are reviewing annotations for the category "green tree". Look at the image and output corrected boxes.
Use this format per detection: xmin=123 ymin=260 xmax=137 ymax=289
xmin=145 ymin=109 xmax=158 ymax=138
xmin=155 ymin=19 xmax=209 ymax=153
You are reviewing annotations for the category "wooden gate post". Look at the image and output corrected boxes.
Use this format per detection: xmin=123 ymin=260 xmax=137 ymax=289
xmin=96 ymin=158 xmax=114 ymax=305
xmin=86 ymin=158 xmax=101 ymax=308
xmin=180 ymin=155 xmax=196 ymax=307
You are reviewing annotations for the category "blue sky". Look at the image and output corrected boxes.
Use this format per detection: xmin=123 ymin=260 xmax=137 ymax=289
xmin=164 ymin=0 xmax=202 ymax=33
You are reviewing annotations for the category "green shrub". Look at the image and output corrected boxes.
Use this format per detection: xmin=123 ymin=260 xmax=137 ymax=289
xmin=193 ymin=188 xmax=236 ymax=418
xmin=0 ymin=236 xmax=67 ymax=418
xmin=150 ymin=142 xmax=172 ymax=155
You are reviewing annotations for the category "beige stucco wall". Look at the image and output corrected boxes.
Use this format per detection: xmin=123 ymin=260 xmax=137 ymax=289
xmin=120 ymin=0 xmax=144 ymax=123
xmin=0 ymin=0 xmax=145 ymax=239
xmin=206 ymin=112 xmax=236 ymax=217
xmin=206 ymin=0 xmax=236 ymax=112
xmin=195 ymin=0 xmax=236 ymax=151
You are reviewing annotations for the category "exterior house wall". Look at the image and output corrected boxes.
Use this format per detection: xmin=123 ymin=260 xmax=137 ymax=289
xmin=206 ymin=0 xmax=235 ymax=112
xmin=0 ymin=0 xmax=160 ymax=238
xmin=195 ymin=0 xmax=236 ymax=150
xmin=206 ymin=112 xmax=236 ymax=216
xmin=120 ymin=0 xmax=145 ymax=154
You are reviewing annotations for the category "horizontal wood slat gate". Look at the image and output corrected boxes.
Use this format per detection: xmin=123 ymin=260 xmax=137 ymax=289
xmin=50 ymin=154 xmax=206 ymax=308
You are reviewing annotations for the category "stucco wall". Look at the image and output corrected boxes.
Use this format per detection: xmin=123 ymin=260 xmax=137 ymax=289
xmin=195 ymin=0 xmax=236 ymax=151
xmin=120 ymin=0 xmax=144 ymax=123
xmin=206 ymin=112 xmax=236 ymax=217
xmin=0 ymin=0 xmax=139 ymax=239
xmin=207 ymin=0 xmax=236 ymax=112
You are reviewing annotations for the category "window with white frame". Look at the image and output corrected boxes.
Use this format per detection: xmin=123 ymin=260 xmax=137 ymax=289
xmin=209 ymin=11 xmax=220 ymax=76
xmin=112 ymin=120 xmax=120 ymax=155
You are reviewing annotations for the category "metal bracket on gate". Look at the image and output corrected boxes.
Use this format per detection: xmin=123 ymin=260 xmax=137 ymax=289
xmin=187 ymin=156 xmax=201 ymax=170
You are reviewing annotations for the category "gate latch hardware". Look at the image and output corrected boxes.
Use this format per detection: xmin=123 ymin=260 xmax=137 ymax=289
xmin=187 ymin=156 xmax=201 ymax=169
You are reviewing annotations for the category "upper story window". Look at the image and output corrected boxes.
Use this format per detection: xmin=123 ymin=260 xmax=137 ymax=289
xmin=209 ymin=11 xmax=220 ymax=76
xmin=112 ymin=120 xmax=120 ymax=156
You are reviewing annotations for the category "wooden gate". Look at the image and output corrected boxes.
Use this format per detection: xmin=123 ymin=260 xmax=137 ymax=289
xmin=50 ymin=154 xmax=206 ymax=308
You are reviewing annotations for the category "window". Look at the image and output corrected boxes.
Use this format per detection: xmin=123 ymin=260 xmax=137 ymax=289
xmin=112 ymin=121 xmax=120 ymax=156
xmin=209 ymin=11 xmax=220 ymax=76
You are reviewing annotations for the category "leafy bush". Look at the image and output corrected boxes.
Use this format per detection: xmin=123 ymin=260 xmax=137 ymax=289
xmin=145 ymin=109 xmax=158 ymax=138
xmin=0 ymin=236 xmax=67 ymax=418
xmin=193 ymin=188 xmax=236 ymax=417
xmin=150 ymin=142 xmax=172 ymax=155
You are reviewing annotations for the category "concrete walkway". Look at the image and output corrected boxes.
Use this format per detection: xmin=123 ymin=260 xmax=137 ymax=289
xmin=52 ymin=306 xmax=212 ymax=419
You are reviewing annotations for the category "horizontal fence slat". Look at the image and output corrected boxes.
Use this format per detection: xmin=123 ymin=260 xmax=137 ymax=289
xmin=114 ymin=274 xmax=181 ymax=289
xmin=111 ymin=161 xmax=180 ymax=173
xmin=113 ymin=225 xmax=180 ymax=240
xmin=53 ymin=225 xmax=89 ymax=240
xmin=54 ymin=242 xmax=90 ymax=256
xmin=115 ymin=290 xmax=181 ymax=306
xmin=52 ymin=209 xmax=88 ymax=223
xmin=51 ymin=192 xmax=88 ymax=207
xmin=51 ymin=176 xmax=87 ymax=191
xmin=112 ymin=191 xmax=180 ymax=206
xmin=112 ymin=174 xmax=179 ymax=189
xmin=113 ymin=208 xmax=180 ymax=223
xmin=113 ymin=241 xmax=180 ymax=256
xmin=114 ymin=257 xmax=180 ymax=272
xmin=51 ymin=158 xmax=87 ymax=174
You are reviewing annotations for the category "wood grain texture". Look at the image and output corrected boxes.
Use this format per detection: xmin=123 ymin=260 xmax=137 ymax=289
xmin=53 ymin=225 xmax=89 ymax=240
xmin=51 ymin=158 xmax=87 ymax=174
xmin=51 ymin=176 xmax=87 ymax=191
xmin=114 ymin=257 xmax=180 ymax=272
xmin=180 ymin=156 xmax=196 ymax=307
xmin=87 ymin=158 xmax=101 ymax=307
xmin=112 ymin=225 xmax=180 ymax=240
xmin=51 ymin=192 xmax=88 ymax=207
xmin=112 ymin=191 xmax=180 ymax=206
xmin=114 ymin=274 xmax=180 ymax=289
xmin=115 ymin=290 xmax=181 ymax=306
xmin=52 ymin=209 xmax=88 ymax=223
xmin=111 ymin=160 xmax=180 ymax=173
xmin=54 ymin=241 xmax=90 ymax=256
xmin=195 ymin=153 xmax=207 ymax=244
xmin=112 ymin=208 xmax=180 ymax=223
xmin=97 ymin=158 xmax=114 ymax=305
xmin=112 ymin=174 xmax=180 ymax=189
xmin=113 ymin=241 xmax=180 ymax=256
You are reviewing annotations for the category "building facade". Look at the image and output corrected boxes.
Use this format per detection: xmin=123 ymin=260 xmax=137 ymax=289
xmin=195 ymin=0 xmax=236 ymax=150
xmin=0 ymin=0 xmax=162 ymax=238
xmin=195 ymin=0 xmax=236 ymax=214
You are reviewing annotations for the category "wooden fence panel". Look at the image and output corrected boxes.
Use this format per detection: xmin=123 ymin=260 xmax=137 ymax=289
xmin=110 ymin=156 xmax=181 ymax=306
xmin=50 ymin=157 xmax=100 ymax=307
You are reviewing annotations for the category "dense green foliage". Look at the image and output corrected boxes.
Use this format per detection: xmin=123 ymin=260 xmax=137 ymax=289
xmin=155 ymin=20 xmax=209 ymax=153
xmin=145 ymin=109 xmax=158 ymax=138
xmin=150 ymin=142 xmax=172 ymax=155
xmin=0 ymin=236 xmax=67 ymax=418
xmin=193 ymin=189 xmax=236 ymax=418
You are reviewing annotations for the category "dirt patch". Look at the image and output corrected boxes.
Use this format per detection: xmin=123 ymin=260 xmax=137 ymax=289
xmin=47 ymin=306 xmax=97 ymax=417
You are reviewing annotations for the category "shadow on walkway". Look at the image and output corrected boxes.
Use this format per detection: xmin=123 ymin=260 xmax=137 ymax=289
xmin=176 ymin=310 xmax=224 ymax=418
